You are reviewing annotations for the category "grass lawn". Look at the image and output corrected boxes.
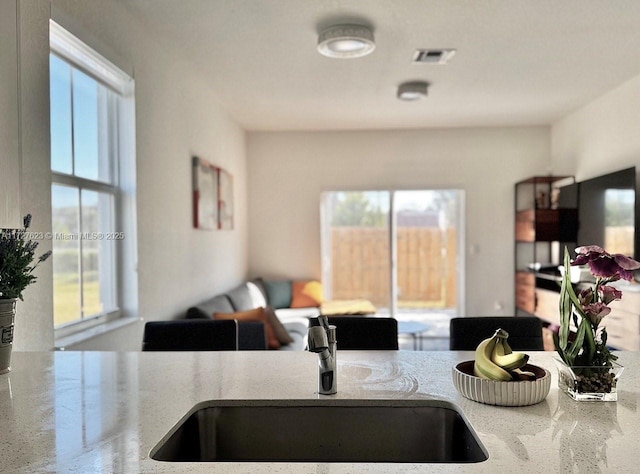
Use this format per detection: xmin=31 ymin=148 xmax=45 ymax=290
xmin=54 ymin=276 xmax=101 ymax=326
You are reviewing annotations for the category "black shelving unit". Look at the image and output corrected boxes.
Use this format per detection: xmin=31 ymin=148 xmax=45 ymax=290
xmin=514 ymin=176 xmax=577 ymax=316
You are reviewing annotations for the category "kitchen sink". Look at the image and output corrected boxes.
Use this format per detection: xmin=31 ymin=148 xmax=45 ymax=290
xmin=150 ymin=399 xmax=487 ymax=463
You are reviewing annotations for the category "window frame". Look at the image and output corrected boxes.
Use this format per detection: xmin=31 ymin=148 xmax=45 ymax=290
xmin=50 ymin=21 xmax=137 ymax=339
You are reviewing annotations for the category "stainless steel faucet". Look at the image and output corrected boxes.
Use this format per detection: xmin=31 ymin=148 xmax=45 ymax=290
xmin=307 ymin=315 xmax=337 ymax=395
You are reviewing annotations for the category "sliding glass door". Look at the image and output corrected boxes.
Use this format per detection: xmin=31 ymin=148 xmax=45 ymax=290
xmin=321 ymin=190 xmax=464 ymax=318
xmin=321 ymin=191 xmax=391 ymax=307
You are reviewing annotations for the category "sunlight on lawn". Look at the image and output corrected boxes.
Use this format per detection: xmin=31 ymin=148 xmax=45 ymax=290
xmin=54 ymin=276 xmax=101 ymax=326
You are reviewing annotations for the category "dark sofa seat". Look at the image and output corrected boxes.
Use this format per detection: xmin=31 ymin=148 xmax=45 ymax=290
xmin=186 ymin=281 xmax=312 ymax=350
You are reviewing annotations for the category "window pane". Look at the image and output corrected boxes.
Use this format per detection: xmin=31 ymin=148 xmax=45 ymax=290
xmin=604 ymin=189 xmax=635 ymax=256
xmin=324 ymin=191 xmax=391 ymax=308
xmin=50 ymin=55 xmax=72 ymax=174
xmin=394 ymin=190 xmax=459 ymax=311
xmin=81 ymin=190 xmax=116 ymax=318
xmin=72 ymin=69 xmax=112 ymax=183
xmin=52 ymin=185 xmax=80 ymax=326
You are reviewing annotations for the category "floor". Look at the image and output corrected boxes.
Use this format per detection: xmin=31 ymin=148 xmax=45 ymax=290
xmin=392 ymin=309 xmax=456 ymax=351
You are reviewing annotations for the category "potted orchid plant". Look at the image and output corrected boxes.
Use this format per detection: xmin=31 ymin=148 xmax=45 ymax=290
xmin=554 ymin=245 xmax=640 ymax=400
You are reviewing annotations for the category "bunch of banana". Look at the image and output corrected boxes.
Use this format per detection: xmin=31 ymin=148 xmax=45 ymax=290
xmin=473 ymin=328 xmax=534 ymax=381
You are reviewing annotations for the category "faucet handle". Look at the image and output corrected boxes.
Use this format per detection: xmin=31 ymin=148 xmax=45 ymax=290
xmin=317 ymin=315 xmax=330 ymax=331
xmin=307 ymin=326 xmax=329 ymax=352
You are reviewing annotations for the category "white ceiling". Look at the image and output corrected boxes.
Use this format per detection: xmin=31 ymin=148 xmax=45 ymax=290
xmin=117 ymin=0 xmax=640 ymax=132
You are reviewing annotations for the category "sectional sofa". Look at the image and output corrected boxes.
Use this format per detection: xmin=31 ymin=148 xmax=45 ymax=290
xmin=185 ymin=279 xmax=321 ymax=351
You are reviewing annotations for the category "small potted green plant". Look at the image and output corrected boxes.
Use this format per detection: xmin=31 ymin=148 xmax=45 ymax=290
xmin=0 ymin=214 xmax=51 ymax=374
xmin=554 ymin=245 xmax=640 ymax=401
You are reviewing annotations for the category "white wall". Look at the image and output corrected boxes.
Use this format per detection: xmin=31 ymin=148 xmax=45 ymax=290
xmin=551 ymin=73 xmax=640 ymax=180
xmin=247 ymin=127 xmax=550 ymax=316
xmin=8 ymin=0 xmax=248 ymax=351
xmin=0 ymin=0 xmax=22 ymax=229
xmin=12 ymin=0 xmax=54 ymax=352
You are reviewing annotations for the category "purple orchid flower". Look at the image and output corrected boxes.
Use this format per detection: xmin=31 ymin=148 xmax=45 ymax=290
xmin=572 ymin=245 xmax=640 ymax=281
xmin=582 ymin=302 xmax=611 ymax=327
xmin=577 ymin=287 xmax=594 ymax=306
xmin=599 ymin=285 xmax=623 ymax=305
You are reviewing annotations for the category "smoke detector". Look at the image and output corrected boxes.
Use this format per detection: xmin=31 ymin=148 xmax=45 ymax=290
xmin=413 ymin=49 xmax=456 ymax=65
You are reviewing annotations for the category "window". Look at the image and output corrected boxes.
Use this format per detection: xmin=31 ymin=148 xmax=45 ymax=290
xmin=50 ymin=22 xmax=136 ymax=333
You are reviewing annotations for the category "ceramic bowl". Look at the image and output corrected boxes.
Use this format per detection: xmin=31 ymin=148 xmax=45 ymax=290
xmin=452 ymin=360 xmax=551 ymax=406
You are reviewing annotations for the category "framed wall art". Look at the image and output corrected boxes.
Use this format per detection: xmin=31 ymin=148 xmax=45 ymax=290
xmin=218 ymin=168 xmax=234 ymax=230
xmin=192 ymin=156 xmax=218 ymax=230
xmin=192 ymin=156 xmax=233 ymax=230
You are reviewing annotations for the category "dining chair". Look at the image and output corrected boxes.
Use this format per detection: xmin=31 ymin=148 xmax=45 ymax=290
xmin=142 ymin=319 xmax=238 ymax=351
xmin=449 ymin=316 xmax=544 ymax=351
xmin=237 ymin=321 xmax=268 ymax=350
xmin=312 ymin=316 xmax=399 ymax=350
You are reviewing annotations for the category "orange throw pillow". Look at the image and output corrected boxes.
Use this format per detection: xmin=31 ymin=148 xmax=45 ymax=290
xmin=214 ymin=307 xmax=280 ymax=349
xmin=290 ymin=280 xmax=323 ymax=308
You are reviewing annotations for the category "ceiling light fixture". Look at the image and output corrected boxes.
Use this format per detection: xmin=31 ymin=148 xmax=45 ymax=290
xmin=397 ymin=81 xmax=429 ymax=101
xmin=317 ymin=24 xmax=375 ymax=59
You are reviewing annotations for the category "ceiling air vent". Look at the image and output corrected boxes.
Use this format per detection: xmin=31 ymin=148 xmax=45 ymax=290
xmin=413 ymin=49 xmax=456 ymax=65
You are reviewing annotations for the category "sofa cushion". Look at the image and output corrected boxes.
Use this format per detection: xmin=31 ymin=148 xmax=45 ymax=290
xmin=263 ymin=279 xmax=292 ymax=309
xmin=226 ymin=284 xmax=254 ymax=311
xmin=281 ymin=318 xmax=310 ymax=338
xmin=214 ymin=307 xmax=280 ymax=349
xmin=250 ymin=277 xmax=270 ymax=304
xmin=186 ymin=294 xmax=234 ymax=319
xmin=264 ymin=305 xmax=294 ymax=345
xmin=320 ymin=299 xmax=377 ymax=316
xmin=290 ymin=280 xmax=323 ymax=308
xmin=274 ymin=307 xmax=320 ymax=322
xmin=277 ymin=328 xmax=306 ymax=351
xmin=247 ymin=281 xmax=267 ymax=308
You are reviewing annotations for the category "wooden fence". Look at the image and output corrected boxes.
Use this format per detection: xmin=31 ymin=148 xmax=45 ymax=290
xmin=604 ymin=226 xmax=634 ymax=257
xmin=330 ymin=227 xmax=457 ymax=309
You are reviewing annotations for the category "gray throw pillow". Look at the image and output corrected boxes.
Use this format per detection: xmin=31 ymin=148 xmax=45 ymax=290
xmin=247 ymin=281 xmax=267 ymax=308
xmin=251 ymin=277 xmax=270 ymax=304
xmin=192 ymin=294 xmax=234 ymax=318
xmin=227 ymin=283 xmax=254 ymax=311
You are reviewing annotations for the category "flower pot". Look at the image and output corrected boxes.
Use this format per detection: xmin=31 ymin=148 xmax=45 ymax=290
xmin=554 ymin=357 xmax=623 ymax=402
xmin=0 ymin=298 xmax=17 ymax=374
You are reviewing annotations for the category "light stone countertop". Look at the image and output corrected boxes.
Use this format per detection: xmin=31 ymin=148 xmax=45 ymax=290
xmin=1 ymin=350 xmax=638 ymax=473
